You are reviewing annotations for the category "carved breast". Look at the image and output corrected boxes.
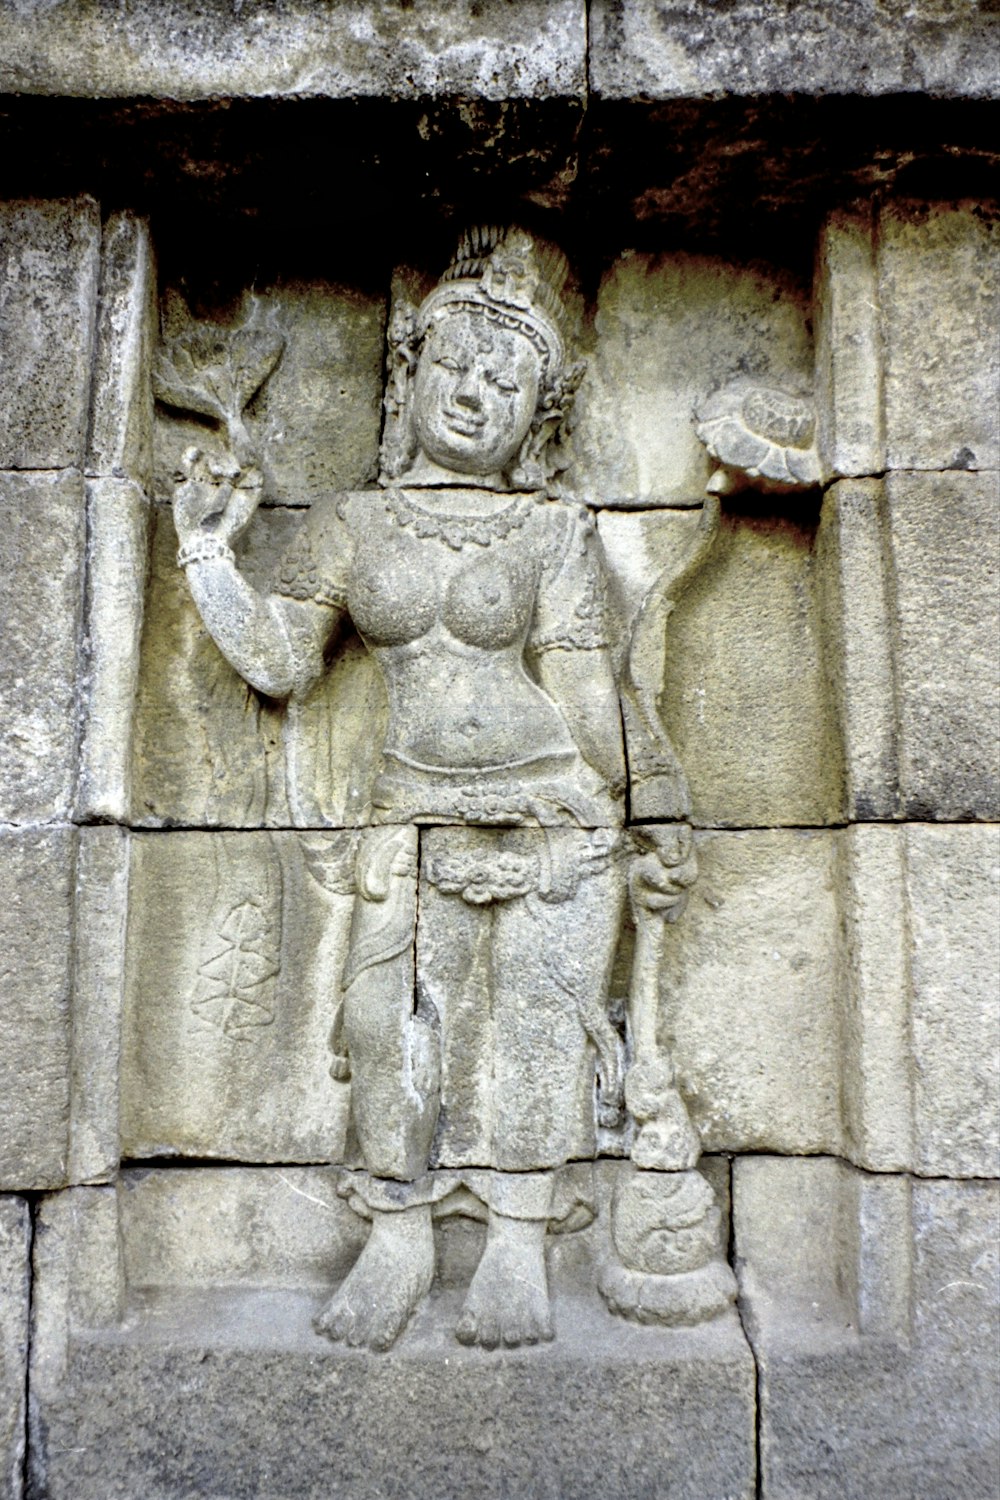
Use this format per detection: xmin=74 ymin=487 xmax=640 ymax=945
xmin=441 ymin=554 xmax=524 ymax=649
xmin=346 ymin=502 xmax=536 ymax=651
xmin=348 ymin=529 xmax=437 ymax=646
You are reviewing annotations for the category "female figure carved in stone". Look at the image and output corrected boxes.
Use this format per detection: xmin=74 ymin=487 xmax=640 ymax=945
xmin=171 ymin=228 xmax=694 ymax=1351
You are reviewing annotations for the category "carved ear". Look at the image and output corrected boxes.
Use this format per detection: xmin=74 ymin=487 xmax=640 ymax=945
xmin=508 ymin=359 xmax=585 ymax=489
xmin=379 ymin=300 xmax=421 ymax=480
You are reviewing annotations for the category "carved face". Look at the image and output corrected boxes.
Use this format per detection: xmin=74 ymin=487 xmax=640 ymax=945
xmin=412 ymin=310 xmax=542 ymax=476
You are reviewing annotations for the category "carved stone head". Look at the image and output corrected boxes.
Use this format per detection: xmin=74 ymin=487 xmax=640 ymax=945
xmin=381 ymin=227 xmax=582 ymax=492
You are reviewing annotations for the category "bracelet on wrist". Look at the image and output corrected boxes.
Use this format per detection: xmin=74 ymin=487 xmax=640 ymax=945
xmin=177 ymin=534 xmax=235 ymax=569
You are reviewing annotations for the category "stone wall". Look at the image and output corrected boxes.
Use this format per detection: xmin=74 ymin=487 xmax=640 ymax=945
xmin=0 ymin=6 xmax=998 ymax=1498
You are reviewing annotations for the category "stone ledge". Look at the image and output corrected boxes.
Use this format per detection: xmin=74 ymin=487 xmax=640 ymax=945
xmin=0 ymin=0 xmax=587 ymax=102
xmin=590 ymin=0 xmax=1000 ymax=101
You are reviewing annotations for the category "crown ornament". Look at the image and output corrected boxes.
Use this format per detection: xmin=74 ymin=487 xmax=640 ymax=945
xmin=417 ymin=226 xmax=569 ymax=378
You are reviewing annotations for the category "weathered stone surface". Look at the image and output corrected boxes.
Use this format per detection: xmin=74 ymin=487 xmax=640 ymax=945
xmin=734 ymin=1158 xmax=1000 ymax=1499
xmin=816 ymin=480 xmax=899 ymax=822
xmin=834 ymin=823 xmax=1000 ymax=1179
xmin=76 ymin=478 xmax=150 ymax=823
xmin=814 ymin=208 xmax=884 ymax=479
xmin=0 ymin=1 xmax=587 ymax=101
xmin=118 ymin=1168 xmax=366 ymax=1293
xmin=30 ymin=1163 xmax=755 ymax=1500
xmin=86 ymin=212 xmax=156 ymax=487
xmin=0 ymin=1196 xmax=30 ymax=1500
xmin=0 ymin=197 xmax=100 ymax=470
xmin=131 ymin=505 xmax=289 ymax=827
xmin=0 ymin=469 xmax=85 ymax=823
xmin=0 ymin=828 xmax=74 ymax=1191
xmin=590 ymin=1 xmax=1000 ymax=100
xmin=658 ymin=829 xmax=845 ymax=1156
xmin=906 ymin=824 xmax=1000 ymax=1178
xmin=30 ymin=1188 xmax=124 ymax=1411
xmin=887 ymin=470 xmax=1000 ymax=820
xmin=68 ymin=828 xmax=128 ymax=1186
xmin=120 ymin=831 xmax=354 ymax=1163
xmin=818 ymin=472 xmax=1000 ymax=824
xmin=646 ymin=822 xmax=1000 ymax=1176
xmin=153 ymin=282 xmax=386 ymax=508
xmin=837 ymin=824 xmax=914 ymax=1173
xmin=572 ymin=252 xmax=813 ymax=508
xmin=600 ymin=505 xmax=843 ymax=826
xmin=880 ymin=201 xmax=1000 ymax=472
xmin=130 ymin=504 xmax=384 ymax=826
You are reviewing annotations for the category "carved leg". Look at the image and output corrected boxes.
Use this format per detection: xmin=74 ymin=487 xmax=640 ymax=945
xmin=314 ymin=826 xmax=438 ymax=1353
xmin=314 ymin=1203 xmax=434 ymax=1352
xmin=340 ymin=826 xmax=439 ymax=1181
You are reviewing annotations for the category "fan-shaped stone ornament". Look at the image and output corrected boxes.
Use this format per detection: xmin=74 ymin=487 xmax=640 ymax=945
xmin=695 ymin=379 xmax=821 ymax=493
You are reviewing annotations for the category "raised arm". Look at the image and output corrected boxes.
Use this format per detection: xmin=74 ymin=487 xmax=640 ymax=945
xmin=173 ymin=448 xmax=338 ymax=698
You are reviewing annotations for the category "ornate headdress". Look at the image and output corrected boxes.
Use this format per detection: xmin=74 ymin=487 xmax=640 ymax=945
xmin=380 ymin=227 xmax=582 ymax=490
xmin=417 ymin=226 xmax=569 ymax=378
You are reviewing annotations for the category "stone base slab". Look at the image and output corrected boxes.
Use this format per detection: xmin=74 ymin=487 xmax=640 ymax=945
xmin=31 ymin=1286 xmax=755 ymax=1500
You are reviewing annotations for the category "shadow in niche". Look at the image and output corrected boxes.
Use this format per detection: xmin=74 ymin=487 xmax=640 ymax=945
xmin=0 ymin=92 xmax=996 ymax=281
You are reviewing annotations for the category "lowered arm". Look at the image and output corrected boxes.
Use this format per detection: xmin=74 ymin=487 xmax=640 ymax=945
xmin=537 ymin=645 xmax=626 ymax=796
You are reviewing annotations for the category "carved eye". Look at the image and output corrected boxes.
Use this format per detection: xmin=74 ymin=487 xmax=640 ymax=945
xmin=489 ymin=373 xmax=518 ymax=394
xmin=436 ymin=355 xmax=462 ymax=372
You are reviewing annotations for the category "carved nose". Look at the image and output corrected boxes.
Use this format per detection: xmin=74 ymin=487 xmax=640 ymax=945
xmin=455 ymin=383 xmax=482 ymax=411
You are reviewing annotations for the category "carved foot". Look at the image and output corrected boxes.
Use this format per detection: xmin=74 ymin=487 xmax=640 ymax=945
xmin=455 ymin=1213 xmax=554 ymax=1350
xmin=314 ymin=1204 xmax=434 ymax=1353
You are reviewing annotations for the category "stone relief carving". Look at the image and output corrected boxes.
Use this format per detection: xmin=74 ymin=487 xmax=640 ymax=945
xmin=695 ymin=377 xmax=821 ymax=494
xmin=154 ymin=293 xmax=284 ymax=467
xmin=165 ymin=226 xmax=739 ymax=1351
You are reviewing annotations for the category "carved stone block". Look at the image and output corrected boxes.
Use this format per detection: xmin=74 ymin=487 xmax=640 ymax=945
xmin=69 ymin=827 xmax=130 ymax=1187
xmin=600 ymin=507 xmax=843 ymax=826
xmin=661 ymin=829 xmax=846 ymax=1157
xmin=880 ymin=201 xmax=1000 ymax=472
xmin=815 ymin=479 xmax=898 ymax=821
xmin=572 ymin=253 xmax=813 ymax=508
xmin=0 ymin=1 xmax=588 ymax=101
xmin=0 ymin=470 xmax=85 ymax=823
xmin=130 ymin=504 xmax=385 ymax=827
xmin=887 ymin=470 xmax=1000 ymax=820
xmin=905 ymin=824 xmax=1000 ymax=1179
xmin=76 ymin=478 xmax=151 ymax=823
xmin=0 ymin=827 xmax=74 ymax=1191
xmin=589 ymin=0 xmax=1000 ymax=99
xmin=656 ymin=824 xmax=1000 ymax=1177
xmin=0 ymin=197 xmax=100 ymax=470
xmin=837 ymin=824 xmax=915 ymax=1173
xmin=0 ymin=827 xmax=126 ymax=1192
xmin=86 ymin=212 xmax=156 ymax=487
xmin=29 ymin=1163 xmax=756 ymax=1500
xmin=120 ymin=831 xmax=355 ymax=1163
xmin=818 ymin=471 xmax=1000 ymax=823
xmin=734 ymin=1158 xmax=1000 ymax=1499
xmin=0 ymin=1196 xmax=30 ymax=1500
xmin=813 ymin=208 xmax=884 ymax=479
